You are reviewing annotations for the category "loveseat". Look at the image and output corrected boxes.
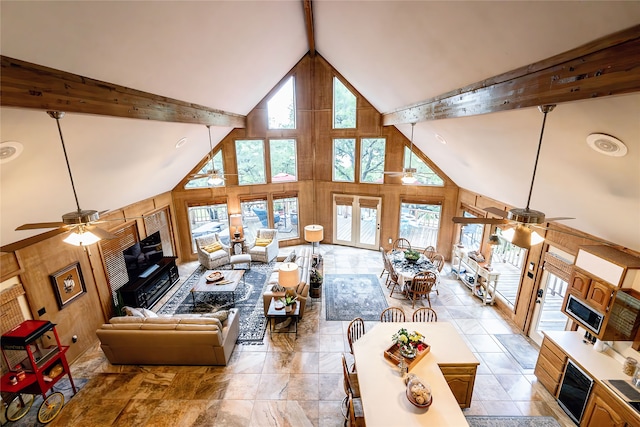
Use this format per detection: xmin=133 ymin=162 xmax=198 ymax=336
xmin=95 ymin=309 xmax=239 ymax=365
xmin=262 ymin=246 xmax=311 ymax=318
xmin=196 ymin=233 xmax=230 ymax=269
xmin=247 ymin=228 xmax=279 ymax=263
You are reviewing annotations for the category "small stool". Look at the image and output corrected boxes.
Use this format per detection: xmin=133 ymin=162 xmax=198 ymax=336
xmin=230 ymin=254 xmax=251 ymax=270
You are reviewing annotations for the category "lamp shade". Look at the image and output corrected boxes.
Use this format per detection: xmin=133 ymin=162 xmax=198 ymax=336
xmin=229 ymin=214 xmax=243 ymax=228
xmin=279 ymin=262 xmax=299 ymax=288
xmin=304 ymin=225 xmax=323 ymax=243
xmin=63 ymin=229 xmax=100 ymax=246
xmin=504 ymin=225 xmax=544 ymax=249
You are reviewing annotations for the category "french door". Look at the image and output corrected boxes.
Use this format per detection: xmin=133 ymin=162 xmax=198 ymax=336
xmin=333 ymin=195 xmax=381 ymax=250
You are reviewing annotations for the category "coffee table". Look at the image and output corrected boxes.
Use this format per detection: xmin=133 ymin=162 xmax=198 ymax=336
xmin=191 ymin=270 xmax=245 ymax=306
xmin=266 ymin=297 xmax=300 ymax=336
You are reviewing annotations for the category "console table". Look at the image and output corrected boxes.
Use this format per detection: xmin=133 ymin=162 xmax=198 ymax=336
xmin=451 ymin=246 xmax=500 ymax=305
xmin=119 ymin=257 xmax=178 ymax=308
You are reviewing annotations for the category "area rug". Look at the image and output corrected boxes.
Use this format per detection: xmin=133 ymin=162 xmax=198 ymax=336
xmin=325 ymin=274 xmax=388 ymax=321
xmin=157 ymin=263 xmax=273 ymax=343
xmin=494 ymin=334 xmax=539 ymax=370
xmin=466 ymin=416 xmax=560 ymax=427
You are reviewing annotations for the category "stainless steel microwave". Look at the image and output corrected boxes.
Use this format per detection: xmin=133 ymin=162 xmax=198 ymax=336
xmin=565 ymin=294 xmax=605 ymax=335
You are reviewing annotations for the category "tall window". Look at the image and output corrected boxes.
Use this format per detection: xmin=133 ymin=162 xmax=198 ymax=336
xmin=270 ymin=139 xmax=297 ymax=182
xmin=404 ymin=146 xmax=444 ymax=186
xmin=240 ymin=199 xmax=270 ymax=241
xmin=188 ymin=203 xmax=229 ymax=252
xmin=360 ymin=138 xmax=386 ymax=184
xmin=460 ymin=212 xmax=483 ymax=251
xmin=333 ymin=77 xmax=356 ymax=128
xmin=273 ymin=196 xmax=299 ymax=240
xmin=333 ymin=138 xmax=355 ymax=182
xmin=185 ymin=150 xmax=225 ymax=188
xmin=268 ymin=76 xmax=295 ymax=129
xmin=399 ymin=202 xmax=441 ymax=249
xmin=235 ymin=140 xmax=266 ymax=185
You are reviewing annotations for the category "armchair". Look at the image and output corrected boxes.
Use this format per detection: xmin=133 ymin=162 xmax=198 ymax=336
xmin=195 ymin=233 xmax=231 ymax=269
xmin=247 ymin=229 xmax=279 ymax=263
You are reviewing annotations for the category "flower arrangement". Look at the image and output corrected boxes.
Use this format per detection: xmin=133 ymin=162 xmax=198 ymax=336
xmin=404 ymin=249 xmax=420 ymax=262
xmin=392 ymin=328 xmax=427 ymax=354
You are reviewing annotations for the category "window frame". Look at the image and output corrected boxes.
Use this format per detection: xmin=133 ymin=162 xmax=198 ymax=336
xmin=235 ymin=139 xmax=267 ymax=186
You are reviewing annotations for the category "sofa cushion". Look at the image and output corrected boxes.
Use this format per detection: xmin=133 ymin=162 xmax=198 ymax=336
xmin=122 ymin=306 xmax=144 ymax=317
xmin=140 ymin=323 xmax=177 ymax=330
xmin=141 ymin=308 xmax=158 ymax=318
xmin=202 ymin=242 xmax=223 ymax=253
xmin=111 ymin=316 xmax=145 ymax=324
xmin=254 ymin=238 xmax=272 ymax=247
xmin=176 ymin=324 xmax=220 ymax=331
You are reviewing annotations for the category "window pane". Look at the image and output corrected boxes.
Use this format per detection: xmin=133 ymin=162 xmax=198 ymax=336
xmin=240 ymin=200 xmax=272 ymax=241
xmin=273 ymin=197 xmax=299 ymax=240
xmin=460 ymin=212 xmax=482 ymax=251
xmin=333 ymin=77 xmax=356 ymax=129
xmin=185 ymin=150 xmax=225 ymax=188
xmin=399 ymin=202 xmax=441 ymax=249
xmin=270 ymin=139 xmax=297 ymax=182
xmin=360 ymin=138 xmax=385 ymax=183
xmin=236 ymin=140 xmax=266 ymax=185
xmin=188 ymin=203 xmax=229 ymax=252
xmin=333 ymin=138 xmax=355 ymax=182
xmin=403 ymin=146 xmax=444 ymax=186
xmin=268 ymin=76 xmax=295 ymax=129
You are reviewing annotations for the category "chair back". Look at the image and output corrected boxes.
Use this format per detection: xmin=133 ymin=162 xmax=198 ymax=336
xmin=393 ymin=238 xmax=411 ymax=251
xmin=412 ymin=271 xmax=437 ymax=291
xmin=341 ymin=353 xmax=351 ymax=396
xmin=347 ymin=318 xmax=366 ymax=354
xmin=383 ymin=252 xmax=398 ymax=281
xmin=257 ymin=228 xmax=278 ymax=240
xmin=380 ymin=306 xmax=406 ymax=322
xmin=422 ymin=246 xmax=436 ymax=261
xmin=412 ymin=307 xmax=438 ymax=322
xmin=431 ymin=254 xmax=445 ymax=273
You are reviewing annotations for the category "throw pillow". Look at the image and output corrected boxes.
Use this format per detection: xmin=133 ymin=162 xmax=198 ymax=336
xmin=202 ymin=242 xmax=222 ymax=253
xmin=271 ymin=283 xmax=285 ymax=292
xmin=284 ymin=250 xmax=296 ymax=263
xmin=122 ymin=306 xmax=144 ymax=317
xmin=254 ymin=238 xmax=272 ymax=247
xmin=140 ymin=308 xmax=158 ymax=318
xmin=206 ymin=309 xmax=229 ymax=322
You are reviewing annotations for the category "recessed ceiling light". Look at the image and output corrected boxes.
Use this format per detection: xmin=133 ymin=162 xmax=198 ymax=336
xmin=434 ymin=133 xmax=447 ymax=144
xmin=0 ymin=141 xmax=24 ymax=163
xmin=175 ymin=137 xmax=188 ymax=148
xmin=586 ymin=133 xmax=627 ymax=157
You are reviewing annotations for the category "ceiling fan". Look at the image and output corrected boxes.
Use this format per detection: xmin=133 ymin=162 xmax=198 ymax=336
xmin=452 ymin=105 xmax=574 ymax=249
xmin=188 ymin=125 xmax=236 ymax=186
xmin=4 ymin=111 xmax=119 ymax=250
xmin=383 ymin=123 xmax=429 ymax=184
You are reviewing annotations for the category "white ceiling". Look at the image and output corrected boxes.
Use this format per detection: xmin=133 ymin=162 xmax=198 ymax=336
xmin=1 ymin=1 xmax=639 ymax=251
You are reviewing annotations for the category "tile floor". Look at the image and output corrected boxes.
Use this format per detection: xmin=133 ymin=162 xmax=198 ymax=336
xmin=48 ymin=245 xmax=575 ymax=426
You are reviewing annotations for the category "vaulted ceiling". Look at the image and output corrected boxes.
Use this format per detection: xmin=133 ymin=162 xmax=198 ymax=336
xmin=1 ymin=1 xmax=639 ymax=251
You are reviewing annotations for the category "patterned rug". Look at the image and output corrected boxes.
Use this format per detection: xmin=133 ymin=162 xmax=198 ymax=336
xmin=325 ymin=274 xmax=388 ymax=321
xmin=466 ymin=416 xmax=560 ymax=427
xmin=157 ymin=263 xmax=273 ymax=344
xmin=494 ymin=334 xmax=539 ymax=370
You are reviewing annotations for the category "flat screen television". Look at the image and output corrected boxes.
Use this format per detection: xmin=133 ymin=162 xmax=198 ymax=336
xmin=123 ymin=231 xmax=163 ymax=281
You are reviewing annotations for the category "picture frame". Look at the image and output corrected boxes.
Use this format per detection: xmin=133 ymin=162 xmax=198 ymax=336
xmin=50 ymin=262 xmax=86 ymax=309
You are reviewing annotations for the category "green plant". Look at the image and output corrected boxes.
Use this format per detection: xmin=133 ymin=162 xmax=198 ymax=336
xmin=404 ymin=249 xmax=420 ymax=261
xmin=283 ymin=295 xmax=297 ymax=306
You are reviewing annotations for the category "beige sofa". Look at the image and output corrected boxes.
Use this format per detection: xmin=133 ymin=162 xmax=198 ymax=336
xmin=262 ymin=246 xmax=311 ymax=318
xmin=95 ymin=309 xmax=239 ymax=365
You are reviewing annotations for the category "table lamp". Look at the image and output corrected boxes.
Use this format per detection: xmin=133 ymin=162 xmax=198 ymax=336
xmin=229 ymin=214 xmax=243 ymax=239
xmin=304 ymin=225 xmax=324 ymax=255
xmin=279 ymin=262 xmax=300 ymax=298
xmin=486 ymin=234 xmax=500 ymax=268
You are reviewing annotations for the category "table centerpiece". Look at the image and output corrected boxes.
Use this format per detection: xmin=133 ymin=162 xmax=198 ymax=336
xmin=383 ymin=328 xmax=430 ymax=370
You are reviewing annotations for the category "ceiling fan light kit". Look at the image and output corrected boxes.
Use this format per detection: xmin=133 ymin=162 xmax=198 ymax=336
xmin=63 ymin=227 xmax=101 ymax=246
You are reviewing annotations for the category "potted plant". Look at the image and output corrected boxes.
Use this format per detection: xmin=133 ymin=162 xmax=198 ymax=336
xmin=282 ymin=295 xmax=297 ymax=313
xmin=392 ymin=328 xmax=426 ymax=358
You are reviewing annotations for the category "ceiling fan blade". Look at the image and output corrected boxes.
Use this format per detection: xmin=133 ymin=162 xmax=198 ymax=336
xmin=85 ymin=225 xmax=117 ymax=240
xmin=545 ymin=217 xmax=575 ymax=222
xmin=16 ymin=222 xmax=66 ymax=230
xmin=484 ymin=207 xmax=510 ymax=218
xmin=452 ymin=217 xmax=509 ymax=225
xmin=1 ymin=228 xmax=70 ymax=252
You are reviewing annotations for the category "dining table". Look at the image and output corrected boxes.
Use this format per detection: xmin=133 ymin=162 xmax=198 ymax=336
xmin=352 ymin=322 xmax=478 ymax=426
xmin=388 ymin=249 xmax=438 ymax=291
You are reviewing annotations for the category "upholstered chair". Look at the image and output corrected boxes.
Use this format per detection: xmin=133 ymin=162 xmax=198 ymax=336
xmin=195 ymin=233 xmax=230 ymax=269
xmin=247 ymin=228 xmax=279 ymax=263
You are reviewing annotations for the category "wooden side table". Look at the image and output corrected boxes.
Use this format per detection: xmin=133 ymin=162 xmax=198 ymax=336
xmin=266 ymin=298 xmax=300 ymax=336
xmin=231 ymin=237 xmax=245 ymax=255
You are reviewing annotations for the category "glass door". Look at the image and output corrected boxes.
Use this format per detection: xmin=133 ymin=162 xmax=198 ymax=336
xmin=333 ymin=195 xmax=381 ymax=250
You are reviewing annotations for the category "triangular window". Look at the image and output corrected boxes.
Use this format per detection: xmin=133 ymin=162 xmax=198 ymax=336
xmin=403 ymin=146 xmax=444 ymax=186
xmin=333 ymin=77 xmax=356 ymax=129
xmin=268 ymin=76 xmax=296 ymax=129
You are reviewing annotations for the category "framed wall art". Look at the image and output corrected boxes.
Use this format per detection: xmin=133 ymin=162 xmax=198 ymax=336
xmin=50 ymin=262 xmax=86 ymax=309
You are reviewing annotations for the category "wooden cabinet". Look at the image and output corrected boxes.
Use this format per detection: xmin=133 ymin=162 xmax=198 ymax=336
xmin=534 ymin=336 xmax=568 ymax=397
xmin=586 ymin=280 xmax=613 ymax=312
xmin=569 ymin=269 xmax=592 ymax=297
xmin=119 ymin=257 xmax=179 ymax=309
xmin=439 ymin=364 xmax=477 ymax=408
xmin=581 ymin=383 xmax=638 ymax=427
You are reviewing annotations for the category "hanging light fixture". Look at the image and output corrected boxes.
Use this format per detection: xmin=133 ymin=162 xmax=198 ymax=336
xmin=205 ymin=125 xmax=225 ymax=187
xmin=63 ymin=225 xmax=101 ymax=246
xmin=401 ymin=123 xmax=418 ymax=184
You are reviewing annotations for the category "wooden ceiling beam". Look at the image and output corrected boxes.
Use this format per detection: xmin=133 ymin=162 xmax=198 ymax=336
xmin=383 ymin=24 xmax=640 ymax=125
xmin=0 ymin=56 xmax=246 ymax=128
xmin=303 ymin=0 xmax=316 ymax=56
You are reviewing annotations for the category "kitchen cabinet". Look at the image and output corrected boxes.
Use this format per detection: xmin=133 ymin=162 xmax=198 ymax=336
xmin=569 ymin=269 xmax=592 ymax=297
xmin=586 ymin=280 xmax=614 ymax=312
xmin=439 ymin=364 xmax=477 ymax=408
xmin=581 ymin=383 xmax=636 ymax=427
xmin=534 ymin=336 xmax=568 ymax=397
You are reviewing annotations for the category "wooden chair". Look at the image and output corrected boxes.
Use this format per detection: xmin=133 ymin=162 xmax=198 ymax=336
xmin=430 ymin=253 xmax=445 ymax=295
xmin=392 ymin=238 xmax=411 ymax=251
xmin=380 ymin=306 xmax=406 ymax=322
xmin=412 ymin=307 xmax=438 ymax=322
xmin=379 ymin=246 xmax=389 ymax=281
xmin=341 ymin=353 xmax=362 ymax=425
xmin=384 ymin=254 xmax=404 ymax=297
xmin=407 ymin=271 xmax=437 ymax=308
xmin=347 ymin=317 xmax=366 ymax=355
xmin=348 ymin=390 xmax=366 ymax=427
xmin=422 ymin=245 xmax=436 ymax=261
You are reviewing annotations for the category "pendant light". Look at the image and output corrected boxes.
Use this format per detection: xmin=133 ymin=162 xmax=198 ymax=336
xmin=401 ymin=123 xmax=418 ymax=184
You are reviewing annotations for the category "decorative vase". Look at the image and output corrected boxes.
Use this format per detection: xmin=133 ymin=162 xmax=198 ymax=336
xmin=285 ymin=304 xmax=293 ymax=313
xmin=399 ymin=345 xmax=417 ymax=359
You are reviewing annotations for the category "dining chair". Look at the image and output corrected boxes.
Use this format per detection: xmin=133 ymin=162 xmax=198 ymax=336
xmin=407 ymin=271 xmax=437 ymax=308
xmin=412 ymin=307 xmax=438 ymax=322
xmin=430 ymin=253 xmax=445 ymax=295
xmin=347 ymin=317 xmax=366 ymax=355
xmin=341 ymin=353 xmax=362 ymax=425
xmin=380 ymin=306 xmax=406 ymax=322
xmin=422 ymin=245 xmax=436 ymax=261
xmin=392 ymin=238 xmax=411 ymax=251
xmin=348 ymin=390 xmax=366 ymax=427
xmin=379 ymin=246 xmax=389 ymax=281
xmin=384 ymin=256 xmax=404 ymax=297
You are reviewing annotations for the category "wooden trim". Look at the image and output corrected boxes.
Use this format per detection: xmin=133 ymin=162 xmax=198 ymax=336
xmin=272 ymin=191 xmax=299 ymax=200
xmin=1 ymin=55 xmax=246 ymax=128
xmin=383 ymin=25 xmax=640 ymax=125
xmin=238 ymin=194 xmax=269 ymax=203
xmin=460 ymin=203 xmax=486 ymax=218
xmin=303 ymin=0 xmax=315 ymax=56
xmin=401 ymin=197 xmax=443 ymax=206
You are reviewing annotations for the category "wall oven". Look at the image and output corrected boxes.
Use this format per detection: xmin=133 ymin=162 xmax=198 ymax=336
xmin=558 ymin=359 xmax=594 ymax=424
xmin=565 ymin=294 xmax=605 ymax=335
